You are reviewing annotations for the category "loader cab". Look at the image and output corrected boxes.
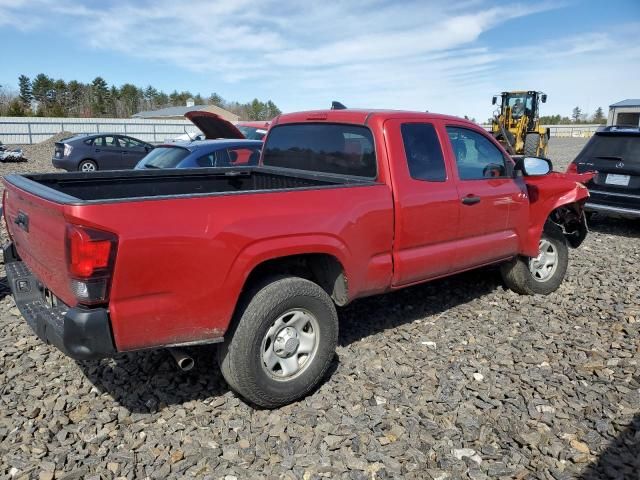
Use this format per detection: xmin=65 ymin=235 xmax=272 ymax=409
xmin=497 ymin=91 xmax=544 ymax=123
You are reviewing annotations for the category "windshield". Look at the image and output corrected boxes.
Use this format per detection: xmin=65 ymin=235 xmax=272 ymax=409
xmin=578 ymin=134 xmax=640 ymax=162
xmin=504 ymin=94 xmax=533 ymax=118
xmin=262 ymin=123 xmax=376 ymax=178
xmin=237 ymin=126 xmax=268 ymax=140
xmin=139 ymin=146 xmax=190 ymax=168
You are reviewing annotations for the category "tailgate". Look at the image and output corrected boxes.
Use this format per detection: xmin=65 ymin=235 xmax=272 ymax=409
xmin=3 ymin=181 xmax=75 ymax=306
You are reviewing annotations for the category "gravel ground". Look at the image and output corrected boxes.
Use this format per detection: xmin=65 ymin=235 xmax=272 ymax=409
xmin=0 ymin=137 xmax=639 ymax=480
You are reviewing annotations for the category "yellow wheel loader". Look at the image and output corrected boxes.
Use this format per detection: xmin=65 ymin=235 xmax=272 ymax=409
xmin=491 ymin=91 xmax=550 ymax=157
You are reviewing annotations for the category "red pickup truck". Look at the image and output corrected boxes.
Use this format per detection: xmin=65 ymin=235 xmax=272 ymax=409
xmin=2 ymin=109 xmax=590 ymax=407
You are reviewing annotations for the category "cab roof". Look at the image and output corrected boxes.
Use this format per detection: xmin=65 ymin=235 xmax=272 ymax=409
xmin=273 ymin=109 xmax=476 ymax=127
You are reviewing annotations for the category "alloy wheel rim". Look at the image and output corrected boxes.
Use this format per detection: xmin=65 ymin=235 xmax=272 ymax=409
xmin=529 ymin=239 xmax=558 ymax=282
xmin=81 ymin=162 xmax=96 ymax=172
xmin=261 ymin=308 xmax=319 ymax=380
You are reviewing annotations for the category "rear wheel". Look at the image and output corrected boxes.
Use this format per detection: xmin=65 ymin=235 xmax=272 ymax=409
xmin=218 ymin=276 xmax=338 ymax=408
xmin=78 ymin=160 xmax=97 ymax=172
xmin=501 ymin=223 xmax=568 ymax=295
xmin=524 ymin=133 xmax=541 ymax=157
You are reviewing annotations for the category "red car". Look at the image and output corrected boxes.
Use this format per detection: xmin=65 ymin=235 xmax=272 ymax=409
xmin=2 ymin=109 xmax=590 ymax=407
xmin=235 ymin=121 xmax=270 ymax=140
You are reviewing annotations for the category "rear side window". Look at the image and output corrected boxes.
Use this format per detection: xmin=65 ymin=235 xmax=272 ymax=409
xmin=228 ymin=146 xmax=261 ymax=165
xmin=263 ymin=123 xmax=376 ymax=178
xmin=578 ymin=134 xmax=640 ymax=162
xmin=142 ymin=147 xmax=190 ymax=168
xmin=83 ymin=138 xmax=94 ymax=146
xmin=196 ymin=150 xmax=230 ymax=167
xmin=401 ymin=123 xmax=446 ymax=181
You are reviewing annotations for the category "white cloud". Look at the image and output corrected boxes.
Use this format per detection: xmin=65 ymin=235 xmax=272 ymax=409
xmin=1 ymin=0 xmax=639 ymax=120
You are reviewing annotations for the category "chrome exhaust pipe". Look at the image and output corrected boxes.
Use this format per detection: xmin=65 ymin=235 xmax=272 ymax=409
xmin=168 ymin=348 xmax=195 ymax=371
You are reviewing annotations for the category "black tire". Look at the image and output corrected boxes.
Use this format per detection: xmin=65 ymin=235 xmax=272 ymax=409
xmin=523 ymin=133 xmax=541 ymax=157
xmin=217 ymin=275 xmax=338 ymax=408
xmin=78 ymin=160 xmax=98 ymax=172
xmin=501 ymin=223 xmax=568 ymax=295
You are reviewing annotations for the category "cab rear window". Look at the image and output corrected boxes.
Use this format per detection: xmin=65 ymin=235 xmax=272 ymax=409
xmin=262 ymin=123 xmax=376 ymax=178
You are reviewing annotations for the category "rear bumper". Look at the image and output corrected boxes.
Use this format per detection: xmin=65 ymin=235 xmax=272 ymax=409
xmin=586 ymin=203 xmax=640 ymax=218
xmin=3 ymin=243 xmax=116 ymax=360
xmin=52 ymin=157 xmax=74 ymax=171
xmin=586 ymin=189 xmax=640 ymax=218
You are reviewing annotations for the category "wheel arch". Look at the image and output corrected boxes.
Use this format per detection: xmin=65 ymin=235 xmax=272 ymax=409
xmin=78 ymin=158 xmax=98 ymax=170
xmin=241 ymin=252 xmax=349 ymax=307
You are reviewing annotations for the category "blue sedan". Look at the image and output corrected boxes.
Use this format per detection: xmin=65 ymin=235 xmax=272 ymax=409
xmin=135 ymin=139 xmax=263 ymax=169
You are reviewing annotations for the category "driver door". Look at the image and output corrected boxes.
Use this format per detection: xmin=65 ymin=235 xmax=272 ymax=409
xmin=444 ymin=123 xmax=528 ymax=271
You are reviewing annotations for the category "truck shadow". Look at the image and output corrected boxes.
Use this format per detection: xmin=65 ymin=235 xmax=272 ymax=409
xmin=77 ymin=267 xmax=503 ymax=413
xmin=587 ymin=214 xmax=640 ymax=239
xmin=338 ymin=267 xmax=501 ymax=347
xmin=0 ymin=275 xmax=11 ymax=301
xmin=77 ymin=345 xmax=230 ymax=413
xmin=578 ymin=412 xmax=640 ymax=479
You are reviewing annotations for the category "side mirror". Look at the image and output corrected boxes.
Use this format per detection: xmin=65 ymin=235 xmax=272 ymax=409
xmin=492 ymin=96 xmax=497 ymax=105
xmin=514 ymin=156 xmax=552 ymax=176
xmin=541 ymin=94 xmax=547 ymax=103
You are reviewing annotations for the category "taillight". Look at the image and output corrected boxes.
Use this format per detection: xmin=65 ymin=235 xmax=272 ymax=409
xmin=63 ymin=143 xmax=73 ymax=157
xmin=66 ymin=224 xmax=117 ymax=305
xmin=567 ymin=162 xmax=578 ymax=174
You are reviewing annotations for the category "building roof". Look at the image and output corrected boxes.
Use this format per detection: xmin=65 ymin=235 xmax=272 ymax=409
xmin=609 ymin=99 xmax=640 ymax=108
xmin=133 ymin=104 xmax=239 ymax=121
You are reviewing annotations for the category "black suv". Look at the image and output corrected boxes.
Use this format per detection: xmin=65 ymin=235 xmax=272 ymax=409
xmin=52 ymin=134 xmax=154 ymax=172
xmin=568 ymin=126 xmax=640 ymax=218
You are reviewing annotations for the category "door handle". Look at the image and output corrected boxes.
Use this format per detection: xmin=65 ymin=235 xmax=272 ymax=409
xmin=122 ymin=151 xmax=128 ymax=155
xmin=461 ymin=195 xmax=481 ymax=205
xmin=95 ymin=149 xmax=101 ymax=152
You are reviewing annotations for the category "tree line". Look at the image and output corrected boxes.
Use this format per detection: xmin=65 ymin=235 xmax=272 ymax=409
xmin=539 ymin=106 xmax=607 ymax=125
xmin=485 ymin=106 xmax=607 ymax=125
xmin=0 ymin=74 xmax=281 ymax=121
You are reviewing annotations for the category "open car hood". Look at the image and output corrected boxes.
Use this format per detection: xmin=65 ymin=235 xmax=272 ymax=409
xmin=184 ymin=111 xmax=245 ymax=139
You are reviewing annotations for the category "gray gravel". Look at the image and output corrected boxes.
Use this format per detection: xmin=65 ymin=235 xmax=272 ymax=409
xmin=1 ymin=138 xmax=639 ymax=479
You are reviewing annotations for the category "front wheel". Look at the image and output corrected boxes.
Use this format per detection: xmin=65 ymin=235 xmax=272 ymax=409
xmin=523 ymin=133 xmax=541 ymax=157
xmin=501 ymin=223 xmax=568 ymax=295
xmin=218 ymin=276 xmax=338 ymax=408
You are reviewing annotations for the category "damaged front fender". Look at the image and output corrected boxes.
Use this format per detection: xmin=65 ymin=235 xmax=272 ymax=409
xmin=523 ymin=172 xmax=592 ymax=256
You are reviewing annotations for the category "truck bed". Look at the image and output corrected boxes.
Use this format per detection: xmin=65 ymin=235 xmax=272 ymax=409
xmin=4 ymin=167 xmax=373 ymax=204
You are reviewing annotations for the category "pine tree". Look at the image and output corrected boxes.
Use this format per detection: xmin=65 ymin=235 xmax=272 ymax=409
xmin=208 ymin=92 xmax=224 ymax=107
xmin=18 ymin=75 xmax=32 ymax=110
xmin=91 ymin=77 xmax=109 ymax=116
xmin=593 ymin=107 xmax=605 ymax=124
xmin=571 ymin=106 xmax=582 ymax=123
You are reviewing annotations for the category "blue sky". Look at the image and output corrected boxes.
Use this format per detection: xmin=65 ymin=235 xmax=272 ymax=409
xmin=1 ymin=0 xmax=639 ymax=120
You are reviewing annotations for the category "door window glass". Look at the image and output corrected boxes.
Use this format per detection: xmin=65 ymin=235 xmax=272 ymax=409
xmin=401 ymin=123 xmax=446 ymax=181
xmin=446 ymin=127 xmax=507 ymax=180
xmin=120 ymin=137 xmax=145 ymax=149
xmin=196 ymin=153 xmax=215 ymax=167
xmin=103 ymin=136 xmax=120 ymax=148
